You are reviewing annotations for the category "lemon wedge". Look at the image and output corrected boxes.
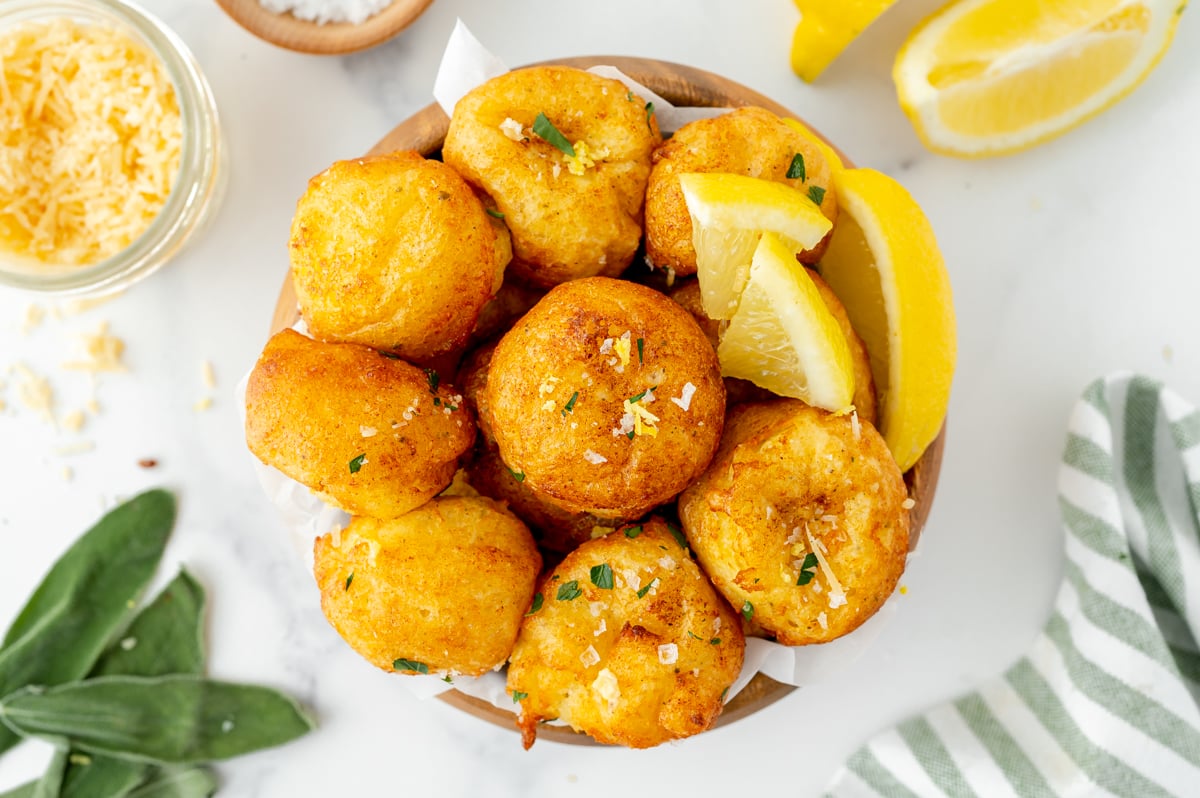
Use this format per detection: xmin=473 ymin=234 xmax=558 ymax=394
xmin=717 ymin=232 xmax=855 ymax=411
xmin=791 ymin=0 xmax=900 ymax=82
xmin=894 ymin=0 xmax=1185 ymax=157
xmin=679 ymin=173 xmax=832 ymax=320
xmin=817 ymin=168 xmax=955 ymax=471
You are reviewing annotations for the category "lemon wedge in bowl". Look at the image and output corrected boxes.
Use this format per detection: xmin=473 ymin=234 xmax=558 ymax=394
xmin=717 ymin=232 xmax=855 ymax=411
xmin=679 ymin=173 xmax=832 ymax=320
xmin=894 ymin=0 xmax=1185 ymax=157
xmin=791 ymin=0 xmax=900 ymax=82
xmin=817 ymin=168 xmax=955 ymax=472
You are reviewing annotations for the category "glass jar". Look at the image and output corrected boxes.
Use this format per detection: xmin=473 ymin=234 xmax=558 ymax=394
xmin=0 ymin=0 xmax=226 ymax=296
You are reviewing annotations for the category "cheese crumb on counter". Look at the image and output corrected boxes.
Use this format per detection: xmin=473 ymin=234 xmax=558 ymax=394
xmin=62 ymin=323 xmax=126 ymax=373
xmin=0 ymin=18 xmax=182 ymax=267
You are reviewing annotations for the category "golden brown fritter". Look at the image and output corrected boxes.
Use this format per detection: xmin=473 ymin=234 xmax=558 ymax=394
xmin=679 ymin=400 xmax=909 ymax=645
xmin=507 ymin=518 xmax=744 ymax=748
xmin=469 ymin=280 xmax=544 ymax=347
xmin=458 ymin=338 xmax=498 ymax=446
xmin=244 ymin=329 xmax=475 ymax=518
xmin=486 ymin=277 xmax=725 ymax=519
xmin=289 ymin=150 xmax=509 ymax=362
xmin=443 ymin=66 xmax=661 ymax=287
xmin=668 ymin=276 xmax=876 ymax=423
xmin=645 ymin=107 xmax=838 ymax=275
xmin=313 ymin=497 xmax=541 ymax=677
xmin=467 ymin=446 xmax=619 ymax=554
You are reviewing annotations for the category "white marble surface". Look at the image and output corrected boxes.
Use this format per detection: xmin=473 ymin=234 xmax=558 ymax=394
xmin=1 ymin=0 xmax=1198 ymax=795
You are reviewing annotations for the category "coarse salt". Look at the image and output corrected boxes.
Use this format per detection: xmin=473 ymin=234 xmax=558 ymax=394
xmin=580 ymin=645 xmax=601 ymax=667
xmin=657 ymin=643 xmax=678 ymax=665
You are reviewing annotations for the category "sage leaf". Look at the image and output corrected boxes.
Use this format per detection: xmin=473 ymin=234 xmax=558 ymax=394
xmin=123 ymin=767 xmax=216 ymax=798
xmin=32 ymin=748 xmax=67 ymax=798
xmin=60 ymin=755 xmax=147 ymax=798
xmin=56 ymin=570 xmax=205 ymax=796
xmin=91 ymin=569 xmax=205 ymax=678
xmin=0 ymin=675 xmax=314 ymax=765
xmin=0 ymin=783 xmax=33 ymax=798
xmin=0 ymin=490 xmax=176 ymax=756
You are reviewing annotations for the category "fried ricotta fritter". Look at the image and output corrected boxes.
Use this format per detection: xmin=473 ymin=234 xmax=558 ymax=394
xmin=289 ymin=150 xmax=509 ymax=362
xmin=678 ymin=400 xmax=909 ymax=645
xmin=244 ymin=329 xmax=475 ymax=518
xmin=507 ymin=518 xmax=744 ymax=748
xmin=313 ymin=497 xmax=541 ymax=677
xmin=443 ymin=66 xmax=661 ymax=287
xmin=486 ymin=277 xmax=725 ymax=519
xmin=645 ymin=106 xmax=838 ymax=275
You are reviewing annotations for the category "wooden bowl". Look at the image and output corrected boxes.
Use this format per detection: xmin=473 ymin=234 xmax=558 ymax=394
xmin=215 ymin=0 xmax=433 ymax=55
xmin=269 ymin=55 xmax=946 ymax=745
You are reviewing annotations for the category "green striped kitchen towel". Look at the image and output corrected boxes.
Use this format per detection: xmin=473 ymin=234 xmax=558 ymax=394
xmin=826 ymin=373 xmax=1200 ymax=797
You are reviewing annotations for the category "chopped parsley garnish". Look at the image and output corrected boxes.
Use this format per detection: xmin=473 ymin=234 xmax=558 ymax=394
xmin=485 ymin=208 xmax=505 ymax=219
xmin=562 ymin=391 xmax=579 ymax=416
xmin=786 ymin=152 xmax=806 ymax=181
xmin=624 ymin=525 xmax=643 ymax=538
xmin=626 ymin=90 xmax=634 ymax=102
xmin=508 ymin=467 xmax=526 ymax=483
xmin=433 ymin=397 xmax=441 ymax=407
xmin=628 ymin=389 xmax=648 ymax=403
xmin=424 ymin=368 xmax=440 ymax=394
xmin=348 ymin=453 xmax=366 ymax=474
xmin=345 ymin=572 xmax=354 ymax=591
xmin=720 ymin=687 xmax=729 ymax=702
xmin=687 ymin=631 xmax=702 ymax=641
xmin=532 ymin=112 xmax=575 ymax=156
xmin=556 ymin=580 xmax=583 ymax=601
xmin=379 ymin=351 xmax=401 ymax=360
xmin=636 ymin=337 xmax=644 ymax=364
xmin=666 ymin=522 xmax=688 ymax=550
xmin=645 ymin=101 xmax=655 ymax=128
xmin=797 ymin=552 xmax=819 ymax=586
xmin=626 ymin=431 xmax=635 ymax=440
xmin=636 ymin=578 xmax=658 ymax=599
xmin=393 ymin=658 xmax=428 ymax=674
xmin=807 ymin=185 xmax=827 ymax=206
xmin=526 ymin=592 xmax=544 ymax=615
xmin=710 ymin=638 xmax=721 ymax=645
xmin=741 ymin=601 xmax=754 ymax=621
xmin=590 ymin=563 xmax=614 ymax=590
xmin=443 ymin=675 xmax=454 ymax=684
xmin=512 ymin=691 xmax=528 ymax=703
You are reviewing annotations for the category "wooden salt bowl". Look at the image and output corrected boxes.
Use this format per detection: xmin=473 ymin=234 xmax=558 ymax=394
xmin=215 ymin=0 xmax=433 ymax=55
xmin=269 ymin=56 xmax=947 ymax=745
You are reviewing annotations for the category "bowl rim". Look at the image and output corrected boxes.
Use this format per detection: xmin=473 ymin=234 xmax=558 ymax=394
xmin=0 ymin=0 xmax=225 ymax=296
xmin=268 ymin=54 xmax=948 ymax=746
xmin=214 ymin=0 xmax=434 ymax=55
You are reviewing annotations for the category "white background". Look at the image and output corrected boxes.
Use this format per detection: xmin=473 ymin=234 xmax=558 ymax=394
xmin=1 ymin=0 xmax=1198 ymax=795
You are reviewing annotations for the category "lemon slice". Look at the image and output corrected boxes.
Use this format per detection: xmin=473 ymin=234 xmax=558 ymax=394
xmin=717 ymin=232 xmax=855 ymax=411
xmin=678 ymin=173 xmax=832 ymax=320
xmin=894 ymin=0 xmax=1185 ymax=157
xmin=817 ymin=168 xmax=955 ymax=471
xmin=791 ymin=0 xmax=900 ymax=82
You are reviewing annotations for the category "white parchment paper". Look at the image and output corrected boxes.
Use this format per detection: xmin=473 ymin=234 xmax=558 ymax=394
xmin=245 ymin=19 xmax=910 ymax=717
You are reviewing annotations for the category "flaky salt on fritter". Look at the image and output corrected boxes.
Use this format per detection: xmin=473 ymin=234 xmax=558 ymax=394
xmin=645 ymin=106 xmax=838 ymax=275
xmin=244 ymin=329 xmax=474 ymax=519
xmin=507 ymin=518 xmax=744 ymax=749
xmin=313 ymin=497 xmax=541 ymax=677
xmin=289 ymin=150 xmax=510 ymax=363
xmin=485 ymin=277 xmax=725 ymax=520
xmin=679 ymin=399 xmax=909 ymax=646
xmin=443 ymin=66 xmax=661 ymax=287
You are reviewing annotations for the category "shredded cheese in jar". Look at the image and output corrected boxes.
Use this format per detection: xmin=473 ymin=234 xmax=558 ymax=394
xmin=0 ymin=18 xmax=182 ymax=268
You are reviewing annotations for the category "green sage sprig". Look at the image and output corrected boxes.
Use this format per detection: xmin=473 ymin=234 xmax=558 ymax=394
xmin=0 ymin=489 xmax=315 ymax=797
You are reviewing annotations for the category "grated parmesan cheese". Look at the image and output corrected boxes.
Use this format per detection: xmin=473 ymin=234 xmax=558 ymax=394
xmin=583 ymin=449 xmax=608 ymax=465
xmin=902 ymin=497 xmax=916 ymax=510
xmin=0 ymin=19 xmax=182 ymax=267
xmin=62 ymin=323 xmax=126 ymax=373
xmin=670 ymin=382 xmax=696 ymax=411
xmin=499 ymin=117 xmax=524 ymax=141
